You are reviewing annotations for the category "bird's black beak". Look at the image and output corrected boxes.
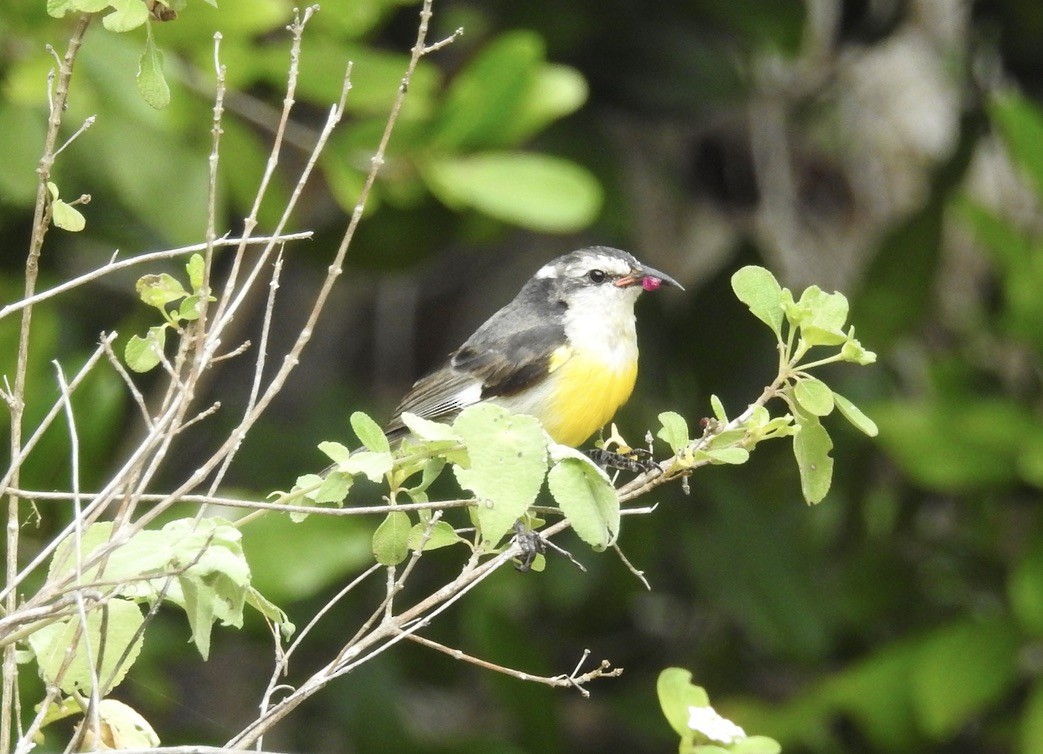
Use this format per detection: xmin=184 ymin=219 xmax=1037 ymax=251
xmin=616 ymin=263 xmax=685 ymax=292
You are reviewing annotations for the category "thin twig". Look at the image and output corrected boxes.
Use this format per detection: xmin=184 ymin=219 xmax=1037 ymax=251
xmin=52 ymin=114 xmax=95 ymax=157
xmin=209 ymin=5 xmax=316 ymax=331
xmin=403 ymin=635 xmax=621 ymax=697
xmin=0 ymin=232 xmax=313 ymax=323
xmin=1 ymin=488 xmax=477 ymax=517
xmin=204 ymin=248 xmax=284 ymax=504
xmin=101 ymin=335 xmax=155 ymax=429
xmin=4 ymin=16 xmax=92 ymax=751
xmin=0 ymin=335 xmax=115 ymax=495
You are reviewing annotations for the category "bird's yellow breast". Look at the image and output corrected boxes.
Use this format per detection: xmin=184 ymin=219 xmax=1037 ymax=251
xmin=540 ymin=347 xmax=638 ymax=446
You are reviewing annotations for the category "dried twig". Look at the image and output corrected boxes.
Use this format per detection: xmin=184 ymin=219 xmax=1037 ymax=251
xmin=4 ymin=15 xmax=92 ymax=751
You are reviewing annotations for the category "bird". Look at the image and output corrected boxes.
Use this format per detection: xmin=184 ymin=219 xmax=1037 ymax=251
xmin=382 ymin=246 xmax=683 ymax=447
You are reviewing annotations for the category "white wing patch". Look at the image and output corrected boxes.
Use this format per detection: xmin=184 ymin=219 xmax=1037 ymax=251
xmin=419 ymin=381 xmax=483 ymax=419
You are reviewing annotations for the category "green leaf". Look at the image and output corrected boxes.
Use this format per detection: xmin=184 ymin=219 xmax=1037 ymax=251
xmin=73 ymin=0 xmax=113 ymax=10
xmin=710 ymin=394 xmax=728 ymax=422
xmin=405 ymin=458 xmax=447 ymax=503
xmin=730 ymin=266 xmax=784 ymax=338
xmin=703 ymin=447 xmax=750 ymax=465
xmin=137 ymin=31 xmax=171 ymax=108
xmin=453 ymin=404 xmax=548 ymax=547
xmin=399 ymin=412 xmax=461 ymax=443
xmin=318 ymin=441 xmax=352 ymax=467
xmin=992 ymin=92 xmax=1043 ymax=200
xmin=312 ymin=471 xmax=352 ymax=505
xmin=351 ymin=411 xmax=390 ymax=453
xmin=407 ymin=520 xmax=463 ymax=552
xmin=47 ymin=522 xmax=119 ymax=586
xmin=136 ymin=273 xmax=187 ymax=309
xmin=793 ymin=377 xmax=835 ymax=417
xmin=51 ymin=198 xmax=86 ymax=231
xmin=795 ymin=286 xmax=849 ymax=346
xmin=27 ymin=598 xmax=145 ymax=695
xmin=706 ymin=429 xmax=748 ymax=449
xmin=792 ymin=412 xmax=833 ymax=504
xmin=47 ymin=0 xmax=74 ymax=17
xmin=430 ymin=30 xmax=544 ymax=150
xmin=186 ymin=253 xmax=205 ymax=292
xmin=833 ymin=393 xmax=878 ymax=436
xmin=339 ymin=451 xmax=393 ymax=483
xmin=158 ymin=519 xmax=251 ymax=659
xmin=548 ymin=457 xmax=619 ymax=550
xmin=102 ymin=0 xmax=149 ymax=32
xmin=424 ymin=152 xmax=603 ymax=233
xmin=657 ymin=411 xmax=690 ymax=454
xmin=94 ymin=699 xmax=160 ymax=749
xmin=245 ymin=587 xmax=295 ymax=640
xmin=372 ymin=510 xmax=411 ymax=566
xmin=730 ymin=737 xmax=782 ymax=754
xmin=911 ymin=618 xmax=1021 ymax=738
xmin=292 ymin=472 xmax=323 ymax=500
xmin=177 ymin=294 xmax=206 ymax=321
xmin=657 ymin=667 xmax=710 ymax=738
xmin=124 ymin=325 xmax=168 ymax=373
xmin=500 ymin=64 xmax=588 ymax=144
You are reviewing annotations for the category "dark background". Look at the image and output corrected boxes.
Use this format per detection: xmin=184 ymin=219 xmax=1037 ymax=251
xmin=4 ymin=0 xmax=1043 ymax=751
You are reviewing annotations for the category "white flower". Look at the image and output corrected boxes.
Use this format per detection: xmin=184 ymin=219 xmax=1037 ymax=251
xmin=687 ymin=705 xmax=747 ymax=745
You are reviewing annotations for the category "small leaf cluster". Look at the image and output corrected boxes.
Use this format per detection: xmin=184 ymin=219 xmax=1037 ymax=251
xmin=290 ymin=403 xmax=620 ymax=570
xmin=46 ymin=182 xmax=86 ymax=232
xmin=654 ymin=266 xmax=876 ymax=504
xmin=22 ymin=517 xmax=290 ymax=740
xmin=658 ymin=668 xmax=780 ymax=754
xmin=124 ymin=253 xmax=214 ymax=372
xmin=47 ymin=0 xmax=211 ymax=109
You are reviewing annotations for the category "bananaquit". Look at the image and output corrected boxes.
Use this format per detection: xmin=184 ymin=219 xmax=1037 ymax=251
xmin=383 ymin=247 xmax=683 ymax=446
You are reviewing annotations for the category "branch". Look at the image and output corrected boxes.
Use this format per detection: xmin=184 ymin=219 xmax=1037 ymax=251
xmin=4 ymin=16 xmax=92 ymax=751
xmin=404 ymin=635 xmax=621 ymax=698
xmin=0 ymin=232 xmax=313 ymax=323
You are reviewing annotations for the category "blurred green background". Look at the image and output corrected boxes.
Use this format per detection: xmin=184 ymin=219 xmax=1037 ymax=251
xmin=5 ymin=0 xmax=1043 ymax=751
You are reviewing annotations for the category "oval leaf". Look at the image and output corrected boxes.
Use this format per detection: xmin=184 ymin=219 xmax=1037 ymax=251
xmin=136 ymin=273 xmax=187 ymax=308
xmin=372 ymin=510 xmax=411 ymax=566
xmin=124 ymin=325 xmax=167 ymax=373
xmin=407 ymin=520 xmax=463 ymax=552
xmin=657 ymin=667 xmax=710 ymax=738
xmin=103 ymin=0 xmax=149 ymax=32
xmin=657 ymin=411 xmax=689 ymax=454
xmin=793 ymin=377 xmax=835 ymax=417
xmin=424 ymin=152 xmax=603 ymax=233
xmin=547 ymin=457 xmax=619 ymax=550
xmin=453 ymin=404 xmax=547 ymax=547
xmin=833 ymin=392 xmax=879 ymax=436
xmin=137 ymin=33 xmax=170 ymax=109
xmin=28 ymin=599 xmax=144 ymax=695
xmin=351 ymin=411 xmax=390 ymax=453
xmin=731 ymin=266 xmax=784 ymax=337
xmin=793 ymin=413 xmax=833 ymax=504
xmin=51 ymin=199 xmax=85 ymax=231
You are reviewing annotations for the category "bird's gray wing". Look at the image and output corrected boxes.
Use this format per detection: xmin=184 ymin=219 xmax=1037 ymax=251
xmin=383 ymin=294 xmax=566 ymax=441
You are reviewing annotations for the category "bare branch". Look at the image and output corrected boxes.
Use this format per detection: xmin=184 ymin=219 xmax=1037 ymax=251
xmin=404 ymin=635 xmax=622 ymax=697
xmin=0 ymin=232 xmax=313 ymax=323
xmin=5 ymin=15 xmax=92 ymax=739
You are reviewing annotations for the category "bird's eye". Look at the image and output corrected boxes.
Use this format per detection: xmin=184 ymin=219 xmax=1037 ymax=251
xmin=587 ymin=269 xmax=608 ymax=284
